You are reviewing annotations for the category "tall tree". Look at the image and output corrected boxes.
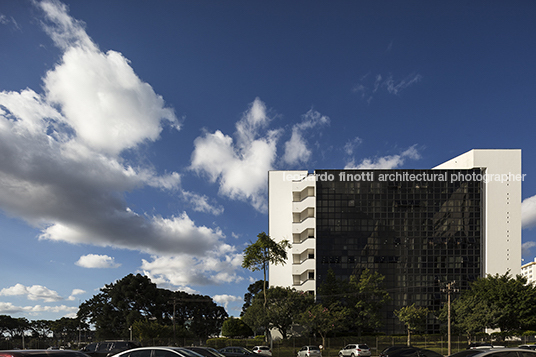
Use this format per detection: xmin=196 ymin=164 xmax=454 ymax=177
xmin=241 ymin=280 xmax=265 ymax=316
xmin=242 ymin=232 xmax=291 ymax=306
xmin=394 ymin=304 xmax=429 ymax=346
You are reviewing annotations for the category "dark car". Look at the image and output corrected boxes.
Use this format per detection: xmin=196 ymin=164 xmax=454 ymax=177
xmin=379 ymin=347 xmax=442 ymax=357
xmin=0 ymin=350 xmax=90 ymax=357
xmin=218 ymin=347 xmax=255 ymax=357
xmin=80 ymin=341 xmax=140 ymax=357
xmin=449 ymin=348 xmax=536 ymax=357
xmin=185 ymin=348 xmax=226 ymax=357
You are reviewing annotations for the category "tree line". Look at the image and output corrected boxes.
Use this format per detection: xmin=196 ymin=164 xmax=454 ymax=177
xmin=3 ymin=232 xmax=536 ymax=347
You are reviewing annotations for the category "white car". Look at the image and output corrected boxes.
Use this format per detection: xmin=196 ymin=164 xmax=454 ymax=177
xmin=339 ymin=344 xmax=371 ymax=357
xmin=252 ymin=347 xmax=272 ymax=357
xmin=297 ymin=346 xmax=322 ymax=357
xmin=111 ymin=347 xmax=204 ymax=357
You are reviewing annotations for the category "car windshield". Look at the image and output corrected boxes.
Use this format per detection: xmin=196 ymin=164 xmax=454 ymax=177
xmin=309 ymin=348 xmax=320 ymax=351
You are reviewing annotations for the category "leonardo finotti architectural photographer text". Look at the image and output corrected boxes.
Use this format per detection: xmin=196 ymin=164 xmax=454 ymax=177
xmin=283 ymin=171 xmax=526 ymax=184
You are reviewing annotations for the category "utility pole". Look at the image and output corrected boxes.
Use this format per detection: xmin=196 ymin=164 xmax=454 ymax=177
xmin=442 ymin=281 xmax=459 ymax=356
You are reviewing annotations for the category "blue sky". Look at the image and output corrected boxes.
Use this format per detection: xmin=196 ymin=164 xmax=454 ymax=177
xmin=1 ymin=0 xmax=536 ymax=321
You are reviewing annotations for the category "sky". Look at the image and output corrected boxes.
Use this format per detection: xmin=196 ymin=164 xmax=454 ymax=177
xmin=1 ymin=0 xmax=536 ymax=322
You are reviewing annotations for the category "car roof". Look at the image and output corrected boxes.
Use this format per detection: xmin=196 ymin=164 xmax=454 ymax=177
xmin=451 ymin=348 xmax=536 ymax=357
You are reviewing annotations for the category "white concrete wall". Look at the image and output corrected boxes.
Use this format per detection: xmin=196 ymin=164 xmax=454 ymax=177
xmin=268 ymin=170 xmax=310 ymax=289
xmin=434 ymin=149 xmax=522 ymax=276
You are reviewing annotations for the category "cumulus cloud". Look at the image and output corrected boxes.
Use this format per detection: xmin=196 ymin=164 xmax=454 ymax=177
xmin=282 ymin=109 xmax=330 ymax=165
xmin=190 ymin=98 xmax=280 ymax=212
xmin=0 ymin=0 xmax=241 ymax=288
xmin=522 ymin=195 xmax=536 ymax=229
xmin=141 ymin=244 xmax=244 ymax=289
xmin=67 ymin=289 xmax=86 ymax=301
xmin=76 ymin=254 xmax=121 ymax=269
xmin=0 ymin=284 xmax=62 ymax=302
xmin=213 ymin=294 xmax=242 ymax=310
xmin=345 ymin=145 xmax=421 ymax=169
xmin=0 ymin=302 xmax=77 ymax=316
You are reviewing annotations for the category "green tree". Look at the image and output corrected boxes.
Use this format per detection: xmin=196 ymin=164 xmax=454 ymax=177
xmin=243 ymin=286 xmax=314 ymax=339
xmin=241 ymin=280 xmax=265 ymax=316
xmin=298 ymin=303 xmax=349 ymax=348
xmin=348 ymin=269 xmax=392 ymax=335
xmin=317 ymin=268 xmax=391 ymax=335
xmin=442 ymin=272 xmax=536 ymax=339
xmin=242 ymin=232 xmax=291 ymax=306
xmin=394 ymin=304 xmax=429 ymax=346
xmin=221 ymin=317 xmax=253 ymax=338
xmin=78 ymin=273 xmax=227 ymax=340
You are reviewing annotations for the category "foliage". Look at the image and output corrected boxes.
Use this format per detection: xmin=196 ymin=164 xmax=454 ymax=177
xmin=241 ymin=280 xmax=265 ymax=317
xmin=317 ymin=268 xmax=391 ymax=335
xmin=77 ymin=273 xmax=227 ymax=340
xmin=297 ymin=302 xmax=349 ymax=347
xmin=242 ymin=286 xmax=314 ymax=339
xmin=221 ymin=317 xmax=253 ymax=338
xmin=132 ymin=319 xmax=174 ymax=341
xmin=394 ymin=304 xmax=429 ymax=346
xmin=242 ymin=232 xmax=291 ymax=306
xmin=441 ymin=272 xmax=536 ymax=340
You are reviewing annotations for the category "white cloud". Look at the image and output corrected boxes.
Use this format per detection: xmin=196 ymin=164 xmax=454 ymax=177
xmin=183 ymin=191 xmax=224 ymax=216
xmin=345 ymin=145 xmax=421 ymax=169
xmin=141 ymin=245 xmax=244 ymax=289
xmin=0 ymin=302 xmax=77 ymax=316
xmin=190 ymin=98 xmax=280 ymax=213
xmin=522 ymin=195 xmax=536 ymax=229
xmin=0 ymin=284 xmax=62 ymax=302
xmin=522 ymin=241 xmax=536 ymax=256
xmin=0 ymin=0 xmax=244 ymax=289
xmin=67 ymin=288 xmax=86 ymax=301
xmin=282 ymin=109 xmax=330 ymax=165
xmin=213 ymin=294 xmax=242 ymax=310
xmin=76 ymin=254 xmax=121 ymax=269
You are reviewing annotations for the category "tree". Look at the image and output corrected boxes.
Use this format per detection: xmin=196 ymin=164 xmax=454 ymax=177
xmin=221 ymin=317 xmax=253 ymax=338
xmin=317 ymin=268 xmax=391 ymax=335
xmin=242 ymin=286 xmax=314 ymax=339
xmin=347 ymin=269 xmax=392 ymax=335
xmin=78 ymin=273 xmax=227 ymax=340
xmin=394 ymin=304 xmax=429 ymax=346
xmin=298 ymin=303 xmax=349 ymax=348
xmin=241 ymin=280 xmax=265 ymax=317
xmin=242 ymin=232 xmax=291 ymax=306
xmin=442 ymin=272 xmax=536 ymax=339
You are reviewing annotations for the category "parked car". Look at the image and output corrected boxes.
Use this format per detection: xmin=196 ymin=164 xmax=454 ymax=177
xmin=379 ymin=346 xmax=412 ymax=357
xmin=218 ymin=347 xmax=255 ymax=357
xmin=251 ymin=347 xmax=271 ymax=357
xmin=378 ymin=347 xmax=442 ymax=357
xmin=297 ymin=346 xmax=322 ymax=357
xmin=339 ymin=344 xmax=371 ymax=357
xmin=110 ymin=347 xmax=204 ymax=357
xmin=450 ymin=348 xmax=536 ymax=357
xmin=0 ymin=350 xmax=89 ymax=357
xmin=185 ymin=348 xmax=226 ymax=357
xmin=519 ymin=346 xmax=536 ymax=351
xmin=80 ymin=341 xmax=140 ymax=357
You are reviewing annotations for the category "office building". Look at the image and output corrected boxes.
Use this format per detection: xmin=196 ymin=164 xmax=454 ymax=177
xmin=522 ymin=258 xmax=536 ymax=285
xmin=268 ymin=149 xmax=521 ymax=334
